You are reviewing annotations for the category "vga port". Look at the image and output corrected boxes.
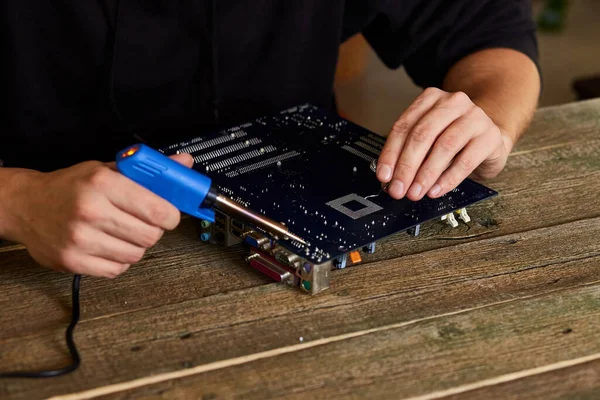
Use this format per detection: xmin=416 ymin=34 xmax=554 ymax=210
xmin=274 ymin=248 xmax=300 ymax=267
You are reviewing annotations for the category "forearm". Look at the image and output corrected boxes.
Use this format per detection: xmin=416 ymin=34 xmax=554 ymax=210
xmin=442 ymin=48 xmax=541 ymax=152
xmin=0 ymin=167 xmax=38 ymax=242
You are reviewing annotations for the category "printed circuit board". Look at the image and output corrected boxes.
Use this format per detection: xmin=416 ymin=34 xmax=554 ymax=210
xmin=161 ymin=104 xmax=497 ymax=265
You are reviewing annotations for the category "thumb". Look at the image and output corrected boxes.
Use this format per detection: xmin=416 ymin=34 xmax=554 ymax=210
xmin=105 ymin=152 xmax=194 ymax=171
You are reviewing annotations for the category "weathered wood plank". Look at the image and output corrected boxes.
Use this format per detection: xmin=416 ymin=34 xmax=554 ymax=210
xmin=2 ymin=216 xmax=599 ymax=400
xmin=443 ymin=358 xmax=600 ymax=400
xmin=514 ymin=98 xmax=600 ymax=152
xmin=89 ymin=282 xmax=600 ymax=400
xmin=0 ymin=218 xmax=269 ymax=340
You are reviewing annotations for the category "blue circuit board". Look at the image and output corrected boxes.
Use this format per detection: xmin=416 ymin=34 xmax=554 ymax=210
xmin=161 ymin=104 xmax=497 ymax=263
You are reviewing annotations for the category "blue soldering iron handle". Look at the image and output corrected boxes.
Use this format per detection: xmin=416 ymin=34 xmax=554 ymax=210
xmin=115 ymin=144 xmax=216 ymax=222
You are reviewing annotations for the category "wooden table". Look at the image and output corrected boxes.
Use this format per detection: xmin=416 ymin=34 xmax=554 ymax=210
xmin=1 ymin=99 xmax=600 ymax=400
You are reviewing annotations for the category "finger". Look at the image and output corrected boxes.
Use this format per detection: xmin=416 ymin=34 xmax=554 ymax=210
xmin=94 ymin=204 xmax=164 ymax=248
xmin=103 ymin=170 xmax=181 ymax=230
xmin=428 ymin=136 xmax=493 ymax=198
xmin=408 ymin=114 xmax=482 ymax=201
xmin=377 ymin=88 xmax=443 ymax=183
xmin=389 ymin=92 xmax=474 ymax=200
xmin=73 ymin=225 xmax=147 ymax=264
xmin=65 ymin=253 xmax=130 ymax=279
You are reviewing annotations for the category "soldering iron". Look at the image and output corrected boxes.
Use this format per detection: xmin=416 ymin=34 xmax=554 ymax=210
xmin=0 ymin=142 xmax=306 ymax=379
xmin=116 ymin=143 xmax=307 ymax=245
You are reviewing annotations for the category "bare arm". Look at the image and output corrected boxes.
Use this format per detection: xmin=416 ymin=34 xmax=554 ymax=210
xmin=443 ymin=48 xmax=541 ymax=153
xmin=0 ymin=168 xmax=36 ymax=242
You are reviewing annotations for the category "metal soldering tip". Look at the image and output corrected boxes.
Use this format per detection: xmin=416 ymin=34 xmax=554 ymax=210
xmin=214 ymin=195 xmax=307 ymax=246
xmin=285 ymin=231 xmax=308 ymax=246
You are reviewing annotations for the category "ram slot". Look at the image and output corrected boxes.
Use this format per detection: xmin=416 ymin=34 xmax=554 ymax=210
xmin=342 ymin=145 xmax=375 ymax=163
xmin=354 ymin=141 xmax=381 ymax=156
xmin=207 ymin=145 xmax=276 ymax=172
xmin=178 ymin=131 xmax=248 ymax=154
xmin=358 ymin=136 xmax=384 ymax=149
xmin=194 ymin=138 xmax=261 ymax=163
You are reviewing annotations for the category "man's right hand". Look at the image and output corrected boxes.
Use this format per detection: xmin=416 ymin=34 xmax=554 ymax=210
xmin=5 ymin=154 xmax=193 ymax=278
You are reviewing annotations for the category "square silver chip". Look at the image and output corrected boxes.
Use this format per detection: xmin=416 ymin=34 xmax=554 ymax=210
xmin=325 ymin=193 xmax=383 ymax=220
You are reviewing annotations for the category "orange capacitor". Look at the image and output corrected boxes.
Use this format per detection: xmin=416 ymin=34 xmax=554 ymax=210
xmin=349 ymin=251 xmax=362 ymax=264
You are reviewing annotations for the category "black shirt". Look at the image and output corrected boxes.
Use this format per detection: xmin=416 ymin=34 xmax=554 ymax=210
xmin=1 ymin=0 xmax=538 ymax=171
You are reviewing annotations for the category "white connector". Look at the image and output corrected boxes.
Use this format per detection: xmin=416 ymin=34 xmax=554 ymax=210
xmin=441 ymin=213 xmax=459 ymax=228
xmin=457 ymin=208 xmax=471 ymax=223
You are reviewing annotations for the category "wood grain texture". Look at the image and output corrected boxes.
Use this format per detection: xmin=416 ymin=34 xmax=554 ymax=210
xmin=2 ymin=216 xmax=600 ymax=399
xmin=1 ymin=99 xmax=599 ymax=399
xmin=513 ymin=98 xmax=600 ymax=152
xmin=0 ymin=219 xmax=269 ymax=340
xmin=86 ymin=281 xmax=600 ymax=400
xmin=443 ymin=358 xmax=600 ymax=400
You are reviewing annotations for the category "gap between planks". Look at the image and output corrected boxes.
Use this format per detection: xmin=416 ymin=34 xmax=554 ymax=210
xmin=401 ymin=352 xmax=600 ymax=400
xmin=0 ymin=244 xmax=25 ymax=253
xmin=508 ymin=141 xmax=577 ymax=157
xmin=48 ymin=279 xmax=600 ymax=400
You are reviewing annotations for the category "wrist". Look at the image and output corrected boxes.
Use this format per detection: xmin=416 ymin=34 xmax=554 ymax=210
xmin=0 ymin=168 xmax=42 ymax=242
xmin=500 ymin=129 xmax=515 ymax=154
xmin=470 ymin=96 xmax=516 ymax=154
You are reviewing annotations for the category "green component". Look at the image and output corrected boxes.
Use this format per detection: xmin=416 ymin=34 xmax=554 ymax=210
xmin=302 ymin=280 xmax=311 ymax=291
xmin=200 ymin=220 xmax=211 ymax=228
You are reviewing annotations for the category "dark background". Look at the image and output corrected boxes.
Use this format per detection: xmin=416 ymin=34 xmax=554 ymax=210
xmin=334 ymin=0 xmax=599 ymax=135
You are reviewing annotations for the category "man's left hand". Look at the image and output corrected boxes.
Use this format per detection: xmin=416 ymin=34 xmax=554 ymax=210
xmin=376 ymin=87 xmax=512 ymax=201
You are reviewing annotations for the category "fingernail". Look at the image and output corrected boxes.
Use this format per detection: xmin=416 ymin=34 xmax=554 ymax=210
xmin=377 ymin=164 xmax=392 ymax=181
xmin=410 ymin=183 xmax=422 ymax=198
xmin=429 ymin=184 xmax=442 ymax=197
xmin=389 ymin=180 xmax=404 ymax=198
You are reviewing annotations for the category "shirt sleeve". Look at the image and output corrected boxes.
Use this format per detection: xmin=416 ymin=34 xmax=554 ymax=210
xmin=362 ymin=0 xmax=540 ymax=89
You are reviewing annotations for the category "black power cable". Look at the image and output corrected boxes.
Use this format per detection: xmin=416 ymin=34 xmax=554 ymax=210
xmin=0 ymin=274 xmax=81 ymax=378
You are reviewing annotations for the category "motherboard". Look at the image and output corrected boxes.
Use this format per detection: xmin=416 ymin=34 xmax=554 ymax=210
xmin=161 ymin=104 xmax=497 ymax=293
